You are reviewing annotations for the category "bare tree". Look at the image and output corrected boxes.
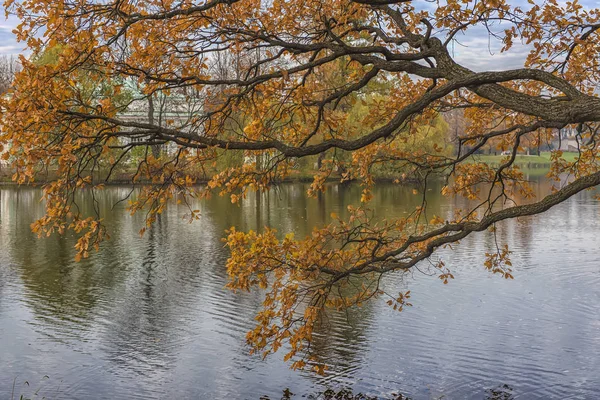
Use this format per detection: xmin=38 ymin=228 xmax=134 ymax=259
xmin=0 ymin=55 xmax=20 ymax=95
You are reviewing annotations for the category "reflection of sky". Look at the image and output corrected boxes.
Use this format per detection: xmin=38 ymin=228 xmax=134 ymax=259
xmin=0 ymin=1 xmax=598 ymax=69
xmin=1 ymin=183 xmax=599 ymax=399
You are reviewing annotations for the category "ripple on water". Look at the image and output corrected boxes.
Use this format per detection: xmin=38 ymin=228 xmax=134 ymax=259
xmin=1 ymin=185 xmax=600 ymax=399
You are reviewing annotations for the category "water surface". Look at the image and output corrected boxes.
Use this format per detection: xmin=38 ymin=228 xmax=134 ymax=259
xmin=0 ymin=182 xmax=599 ymax=399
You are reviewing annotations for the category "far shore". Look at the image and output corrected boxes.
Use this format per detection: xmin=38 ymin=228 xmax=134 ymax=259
xmin=0 ymin=151 xmax=580 ymax=187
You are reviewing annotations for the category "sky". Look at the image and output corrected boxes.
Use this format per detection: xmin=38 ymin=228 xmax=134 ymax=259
xmin=0 ymin=1 xmax=597 ymax=71
xmin=0 ymin=8 xmax=21 ymax=55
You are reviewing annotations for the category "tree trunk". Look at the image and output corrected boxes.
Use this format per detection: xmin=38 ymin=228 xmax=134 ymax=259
xmin=148 ymin=95 xmax=161 ymax=158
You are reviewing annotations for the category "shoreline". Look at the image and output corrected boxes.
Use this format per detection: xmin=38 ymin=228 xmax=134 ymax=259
xmin=0 ymin=157 xmax=560 ymax=187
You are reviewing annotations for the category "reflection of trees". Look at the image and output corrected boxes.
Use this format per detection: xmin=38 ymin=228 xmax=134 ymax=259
xmin=213 ymin=184 xmax=440 ymax=378
xmin=307 ymin=293 xmax=376 ymax=373
xmin=202 ymin=184 xmax=382 ymax=375
xmin=2 ymin=188 xmax=114 ymax=338
xmin=93 ymin=197 xmax=272 ymax=376
xmin=205 ymin=182 xmax=452 ymax=374
xmin=97 ymin=214 xmax=180 ymax=373
xmin=1 ymin=181 xmax=565 ymax=390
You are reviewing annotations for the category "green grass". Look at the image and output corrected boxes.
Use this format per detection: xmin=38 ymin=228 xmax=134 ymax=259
xmin=468 ymin=151 xmax=580 ymax=165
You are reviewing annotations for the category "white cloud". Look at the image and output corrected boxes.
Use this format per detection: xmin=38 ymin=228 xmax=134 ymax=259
xmin=0 ymin=44 xmax=22 ymax=54
xmin=451 ymin=35 xmax=532 ymax=71
xmin=0 ymin=6 xmax=24 ymax=55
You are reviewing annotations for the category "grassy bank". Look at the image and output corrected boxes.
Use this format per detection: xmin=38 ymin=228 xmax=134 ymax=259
xmin=0 ymin=151 xmax=579 ymax=186
xmin=468 ymin=151 xmax=579 ymax=165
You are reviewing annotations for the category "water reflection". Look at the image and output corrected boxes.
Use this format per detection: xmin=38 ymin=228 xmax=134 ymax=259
xmin=0 ymin=180 xmax=599 ymax=399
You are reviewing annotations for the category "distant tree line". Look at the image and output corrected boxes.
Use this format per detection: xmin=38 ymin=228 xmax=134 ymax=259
xmin=0 ymin=55 xmax=20 ymax=95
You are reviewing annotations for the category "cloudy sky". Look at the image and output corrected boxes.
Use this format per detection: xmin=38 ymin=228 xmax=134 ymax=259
xmin=0 ymin=1 xmax=597 ymax=71
xmin=0 ymin=9 xmax=21 ymax=55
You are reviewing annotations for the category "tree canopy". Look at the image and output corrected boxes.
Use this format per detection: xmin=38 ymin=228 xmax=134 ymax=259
xmin=2 ymin=0 xmax=600 ymax=371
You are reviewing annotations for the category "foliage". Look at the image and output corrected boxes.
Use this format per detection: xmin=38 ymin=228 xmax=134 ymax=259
xmin=2 ymin=0 xmax=600 ymax=370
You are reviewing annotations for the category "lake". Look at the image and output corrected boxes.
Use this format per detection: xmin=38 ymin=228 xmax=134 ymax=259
xmin=1 ymin=181 xmax=599 ymax=399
